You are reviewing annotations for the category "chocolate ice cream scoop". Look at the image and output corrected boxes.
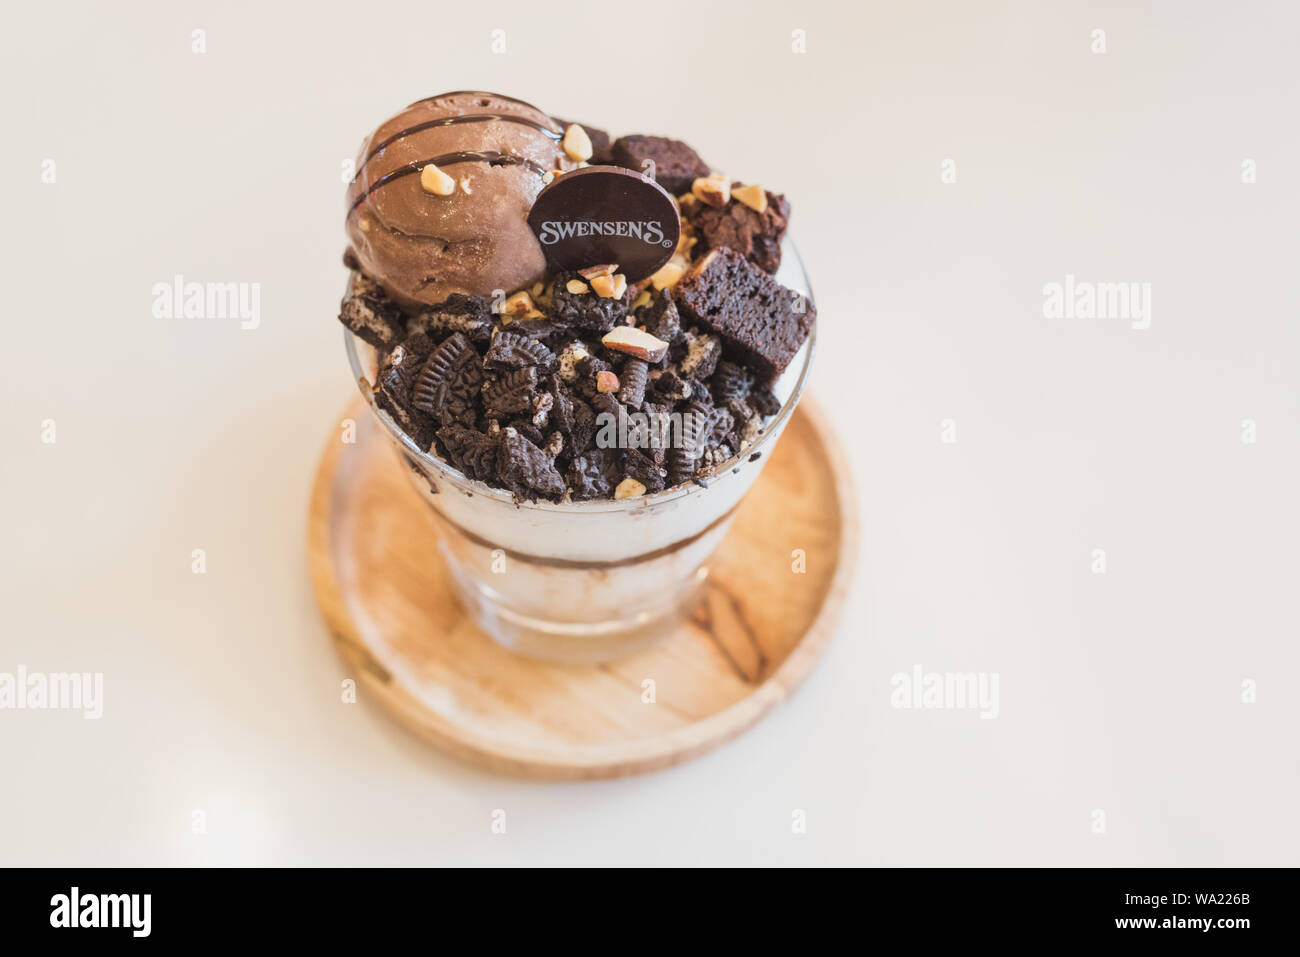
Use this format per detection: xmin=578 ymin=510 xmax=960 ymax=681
xmin=346 ymin=91 xmax=572 ymax=312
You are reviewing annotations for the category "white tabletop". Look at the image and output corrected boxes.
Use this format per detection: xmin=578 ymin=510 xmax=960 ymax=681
xmin=2 ymin=0 xmax=1296 ymax=866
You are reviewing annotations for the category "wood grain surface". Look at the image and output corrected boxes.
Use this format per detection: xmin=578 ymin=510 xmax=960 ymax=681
xmin=308 ymin=395 xmax=857 ymax=779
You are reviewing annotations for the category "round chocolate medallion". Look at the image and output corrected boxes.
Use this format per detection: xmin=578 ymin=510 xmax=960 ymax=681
xmin=527 ymin=165 xmax=681 ymax=281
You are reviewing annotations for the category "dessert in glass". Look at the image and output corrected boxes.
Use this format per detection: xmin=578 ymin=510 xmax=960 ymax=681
xmin=338 ymin=91 xmax=816 ymax=663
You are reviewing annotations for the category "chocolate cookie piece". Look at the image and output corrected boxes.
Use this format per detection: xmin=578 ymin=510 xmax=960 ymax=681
xmin=635 ymin=288 xmax=680 ymax=354
xmin=710 ymin=360 xmax=755 ymax=402
xmin=380 ymin=333 xmax=438 ymax=401
xmin=498 ymin=428 xmax=566 ymax=500
xmin=410 ymin=332 xmax=478 ymax=416
xmin=552 ymin=118 xmax=612 ymax=163
xmin=673 ymin=248 xmax=815 ymax=384
xmin=377 ymin=389 xmax=435 ymax=453
xmin=482 ymin=366 xmax=538 ymax=418
xmin=569 ymin=394 xmax=597 ymax=456
xmin=684 ymin=186 xmax=790 ymax=274
xmin=652 ymin=369 xmax=692 ymax=402
xmin=568 ymin=448 xmax=620 ymax=500
xmin=441 ymin=359 xmax=483 ymax=428
xmin=678 ymin=329 xmax=722 ymax=381
xmin=436 ymin=424 xmax=500 ymax=482
xmin=551 ymin=271 xmax=630 ymax=334
xmin=484 ymin=330 xmax=556 ymax=371
xmin=573 ymin=352 xmax=613 ymax=399
xmin=624 ymin=448 xmax=666 ymax=494
xmin=543 ymin=374 xmax=574 ymax=432
xmin=610 ymin=135 xmax=710 ymax=195
xmin=751 ymin=387 xmax=781 ymax=417
xmin=505 ymin=417 xmax=546 ymax=447
xmin=665 ymin=401 xmax=707 ymax=485
xmin=339 ymin=283 xmax=406 ymax=347
xmin=407 ymin=293 xmax=495 ymax=346
xmin=375 ymin=334 xmax=439 ymax=450
xmin=616 ymin=358 xmax=649 ymax=408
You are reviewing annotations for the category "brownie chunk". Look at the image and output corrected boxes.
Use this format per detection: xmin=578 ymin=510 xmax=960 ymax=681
xmin=610 ymin=135 xmax=710 ymax=195
xmin=673 ymin=248 xmax=815 ymax=384
xmin=552 ymin=118 xmax=612 ymax=163
xmin=684 ymin=186 xmax=790 ymax=274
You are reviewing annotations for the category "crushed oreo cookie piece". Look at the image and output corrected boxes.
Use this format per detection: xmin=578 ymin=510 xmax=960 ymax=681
xmin=411 ymin=332 xmax=478 ymax=416
xmin=498 ymin=427 xmax=566 ymax=500
xmin=616 ymin=358 xmax=649 ymax=408
xmin=636 ymin=288 xmax=681 ymax=343
xmin=652 ymin=369 xmax=692 ymax=402
xmin=568 ymin=394 xmax=597 ymax=456
xmin=678 ymin=329 xmax=722 ymax=381
xmin=485 ymin=330 xmax=557 ymax=371
xmin=710 ymin=360 xmax=754 ymax=403
xmin=406 ymin=293 xmax=495 ymax=346
xmin=339 ymin=282 xmax=406 ymax=348
xmin=624 ymin=448 xmax=666 ymax=494
xmin=505 ymin=417 xmax=546 ymax=447
xmin=567 ymin=448 xmax=620 ymax=500
xmin=665 ymin=401 xmax=706 ymax=486
xmin=483 ymin=366 xmax=538 ymax=418
xmin=751 ymin=387 xmax=781 ymax=417
xmin=551 ymin=271 xmax=630 ymax=333
xmin=436 ymin=424 xmax=500 ymax=481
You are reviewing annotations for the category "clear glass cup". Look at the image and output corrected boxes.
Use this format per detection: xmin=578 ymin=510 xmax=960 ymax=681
xmin=343 ymin=243 xmax=815 ymax=663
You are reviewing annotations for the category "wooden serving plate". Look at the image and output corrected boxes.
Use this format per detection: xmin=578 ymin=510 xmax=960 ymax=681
xmin=308 ymin=395 xmax=857 ymax=779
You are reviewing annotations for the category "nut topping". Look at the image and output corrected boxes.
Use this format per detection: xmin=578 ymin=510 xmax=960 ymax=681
xmin=732 ymin=183 xmax=767 ymax=213
xmin=419 ymin=163 xmax=456 ymax=196
xmin=562 ymin=124 xmax=594 ymax=162
xmin=500 ymin=290 xmax=544 ymax=323
xmin=649 ymin=261 xmax=686 ymax=291
xmin=614 ymin=477 xmax=647 ymax=500
xmin=691 ymin=174 xmax=730 ymax=208
xmin=601 ymin=325 xmax=670 ymax=362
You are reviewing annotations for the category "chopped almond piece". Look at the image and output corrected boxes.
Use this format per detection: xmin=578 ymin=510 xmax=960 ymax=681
xmin=732 ymin=183 xmax=767 ymax=213
xmin=562 ymin=124 xmax=593 ymax=162
xmin=602 ymin=326 xmax=670 ymax=362
xmin=419 ymin=164 xmax=456 ymax=196
xmin=614 ymin=478 xmax=647 ymax=500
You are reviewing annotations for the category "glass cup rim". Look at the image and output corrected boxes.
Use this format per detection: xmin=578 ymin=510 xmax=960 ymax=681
xmin=343 ymin=243 xmax=816 ymax=514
